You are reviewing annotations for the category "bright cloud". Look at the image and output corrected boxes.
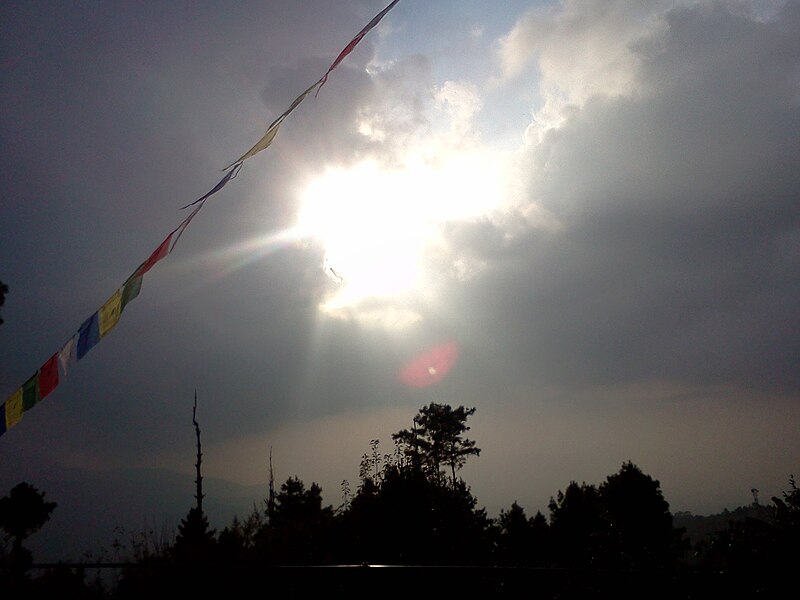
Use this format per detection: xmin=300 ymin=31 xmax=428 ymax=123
xmin=496 ymin=0 xmax=671 ymax=134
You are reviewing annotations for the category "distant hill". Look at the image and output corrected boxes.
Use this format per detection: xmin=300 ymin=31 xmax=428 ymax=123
xmin=674 ymin=503 xmax=775 ymax=547
xmin=2 ymin=467 xmax=267 ymax=563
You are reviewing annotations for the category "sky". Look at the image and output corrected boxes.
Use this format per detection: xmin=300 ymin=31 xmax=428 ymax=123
xmin=1 ymin=0 xmax=799 ymax=555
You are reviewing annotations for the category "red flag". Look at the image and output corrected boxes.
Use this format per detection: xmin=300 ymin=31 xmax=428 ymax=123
xmin=38 ymin=354 xmax=59 ymax=399
xmin=138 ymin=232 xmax=173 ymax=275
xmin=316 ymin=0 xmax=401 ymax=96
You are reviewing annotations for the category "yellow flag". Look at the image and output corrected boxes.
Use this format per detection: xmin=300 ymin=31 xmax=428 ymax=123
xmin=99 ymin=289 xmax=122 ymax=337
xmin=224 ymin=123 xmax=280 ymax=170
xmin=223 ymin=79 xmax=320 ymax=170
xmin=5 ymin=388 xmax=23 ymax=429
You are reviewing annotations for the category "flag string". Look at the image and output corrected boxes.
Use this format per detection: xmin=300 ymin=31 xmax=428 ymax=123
xmin=1 ymin=0 xmax=401 ymax=439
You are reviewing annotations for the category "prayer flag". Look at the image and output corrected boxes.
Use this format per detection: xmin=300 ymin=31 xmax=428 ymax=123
xmin=224 ymin=81 xmax=320 ymax=170
xmin=77 ymin=312 xmax=100 ymax=360
xmin=138 ymin=233 xmax=172 ymax=275
xmin=170 ymin=198 xmax=207 ymax=251
xmin=224 ymin=123 xmax=280 ymax=171
xmin=59 ymin=334 xmax=78 ymax=376
xmin=39 ymin=354 xmax=59 ymax=399
xmin=5 ymin=389 xmax=23 ymax=429
xmin=281 ymin=81 xmax=321 ymax=120
xmin=181 ymin=161 xmax=242 ymax=209
xmin=121 ymin=273 xmax=143 ymax=313
xmin=99 ymin=289 xmax=122 ymax=337
xmin=317 ymin=0 xmax=400 ymax=96
xmin=22 ymin=374 xmax=41 ymax=411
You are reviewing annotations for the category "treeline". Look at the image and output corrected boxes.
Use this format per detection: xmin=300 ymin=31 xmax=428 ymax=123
xmin=1 ymin=403 xmax=798 ymax=597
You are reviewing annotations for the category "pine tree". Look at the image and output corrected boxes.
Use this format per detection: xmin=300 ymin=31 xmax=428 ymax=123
xmin=392 ymin=403 xmax=481 ymax=486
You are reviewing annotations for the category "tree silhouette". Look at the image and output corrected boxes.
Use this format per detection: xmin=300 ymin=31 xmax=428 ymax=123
xmin=337 ymin=406 xmax=491 ymax=564
xmin=392 ymin=403 xmax=481 ymax=486
xmin=772 ymin=473 xmax=800 ymax=531
xmin=0 ymin=482 xmax=56 ymax=575
xmin=258 ymin=476 xmax=334 ymax=564
xmin=107 ymin=401 xmax=800 ymax=596
xmin=701 ymin=474 xmax=800 ymax=594
xmin=599 ymin=461 xmax=685 ymax=569
xmin=548 ymin=481 xmax=605 ymax=568
xmin=173 ymin=507 xmax=216 ymax=563
xmin=340 ymin=428 xmax=492 ymax=565
xmin=217 ymin=505 xmax=265 ymax=563
xmin=548 ymin=464 xmax=685 ymax=570
xmin=172 ymin=394 xmax=216 ymax=563
xmin=496 ymin=502 xmax=551 ymax=566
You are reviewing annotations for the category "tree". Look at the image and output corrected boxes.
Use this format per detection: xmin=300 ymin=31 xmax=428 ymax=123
xmin=392 ymin=403 xmax=481 ymax=486
xmin=772 ymin=473 xmax=800 ymax=532
xmin=335 ymin=404 xmax=489 ymax=564
xmin=173 ymin=507 xmax=216 ymax=563
xmin=599 ymin=461 xmax=685 ymax=570
xmin=217 ymin=505 xmax=265 ymax=563
xmin=0 ymin=482 xmax=57 ymax=574
xmin=343 ymin=458 xmax=493 ymax=565
xmin=496 ymin=502 xmax=551 ymax=566
xmin=339 ymin=431 xmax=493 ymax=565
xmin=548 ymin=463 xmax=686 ymax=570
xmin=548 ymin=481 xmax=605 ymax=568
xmin=172 ymin=394 xmax=216 ymax=563
xmin=701 ymin=474 xmax=800 ymax=594
xmin=258 ymin=476 xmax=334 ymax=564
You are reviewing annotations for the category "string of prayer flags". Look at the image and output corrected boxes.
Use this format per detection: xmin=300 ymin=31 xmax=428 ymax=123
xmin=225 ymin=0 xmax=401 ymax=168
xmin=0 ymin=0 xmax=402 ymax=440
xmin=316 ymin=0 xmax=401 ymax=97
xmin=0 ymin=168 xmax=233 ymax=438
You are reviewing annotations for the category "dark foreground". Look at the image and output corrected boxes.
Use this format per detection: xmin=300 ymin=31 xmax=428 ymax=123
xmin=6 ymin=563 xmax=784 ymax=599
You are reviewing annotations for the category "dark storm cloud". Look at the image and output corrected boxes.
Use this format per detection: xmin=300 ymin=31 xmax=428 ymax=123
xmin=443 ymin=1 xmax=800 ymax=392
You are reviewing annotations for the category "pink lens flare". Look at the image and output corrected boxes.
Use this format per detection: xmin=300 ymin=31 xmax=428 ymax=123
xmin=399 ymin=341 xmax=460 ymax=388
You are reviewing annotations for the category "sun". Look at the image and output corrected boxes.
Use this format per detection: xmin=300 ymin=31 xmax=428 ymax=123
xmin=295 ymin=150 xmax=509 ymax=326
xmin=298 ymin=162 xmax=429 ymax=304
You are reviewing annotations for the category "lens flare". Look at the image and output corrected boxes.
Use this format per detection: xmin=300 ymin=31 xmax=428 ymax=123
xmin=398 ymin=341 xmax=460 ymax=388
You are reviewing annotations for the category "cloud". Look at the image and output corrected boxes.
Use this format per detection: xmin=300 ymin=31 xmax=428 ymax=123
xmin=444 ymin=0 xmax=800 ymax=393
xmin=434 ymin=80 xmax=483 ymax=139
xmin=496 ymin=0 xmax=672 ymax=133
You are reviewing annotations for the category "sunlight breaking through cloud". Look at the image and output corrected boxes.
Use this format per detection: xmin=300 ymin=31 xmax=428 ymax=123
xmin=295 ymin=139 xmax=513 ymax=328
